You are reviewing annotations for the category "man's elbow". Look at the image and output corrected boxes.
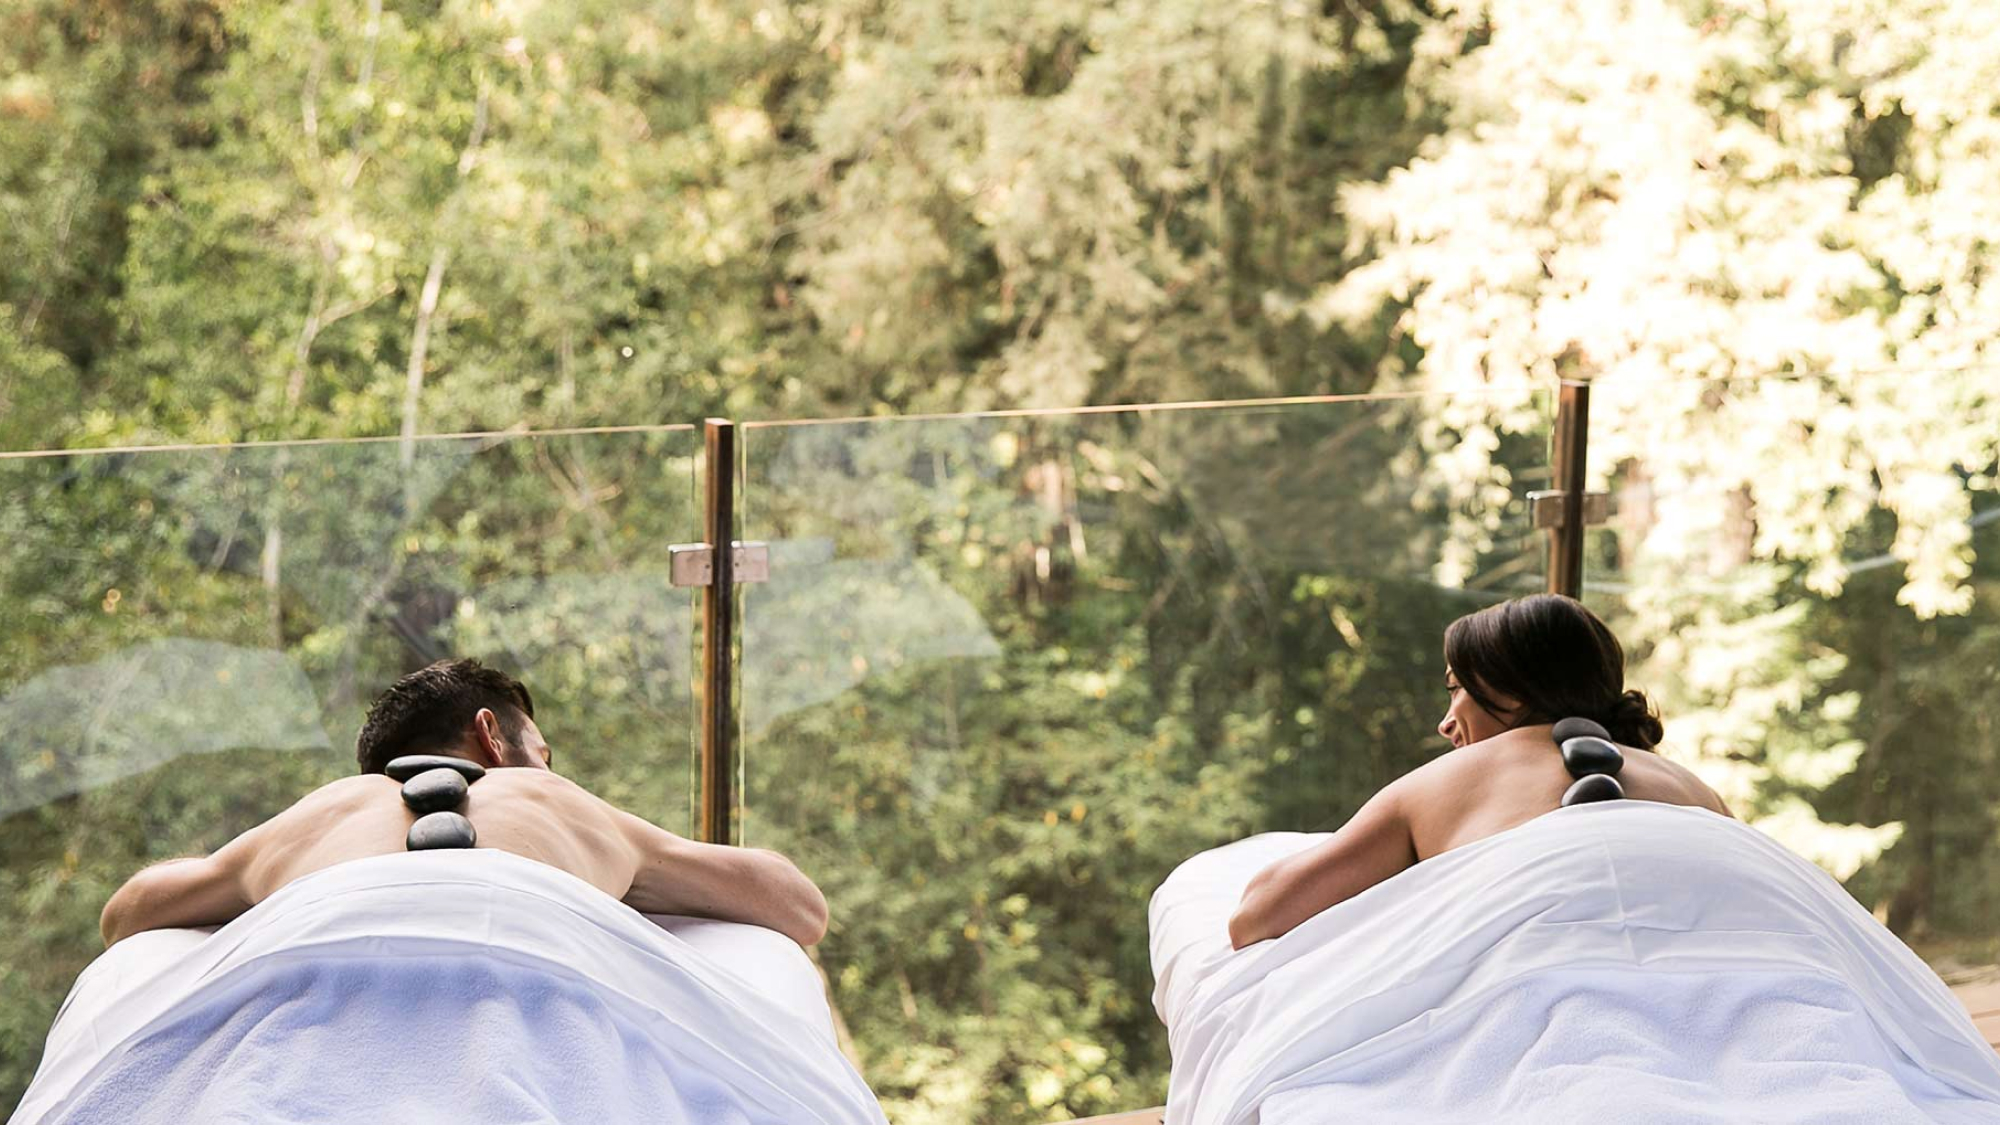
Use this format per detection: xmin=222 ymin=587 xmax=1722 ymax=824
xmin=792 ymin=885 xmax=830 ymax=947
xmin=99 ymin=898 xmax=128 ymax=948
xmin=756 ymin=850 xmax=829 ymax=946
xmin=100 ymin=877 xmax=147 ymax=947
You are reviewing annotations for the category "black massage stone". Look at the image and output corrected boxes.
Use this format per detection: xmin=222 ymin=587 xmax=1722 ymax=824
xmin=1560 ymin=736 xmax=1625 ymax=779
xmin=407 ymin=810 xmax=478 ymax=851
xmin=384 ymin=755 xmax=486 ymax=784
xmin=401 ymin=767 xmax=470 ymax=814
xmin=1561 ymin=773 xmax=1624 ymax=806
xmin=1551 ymin=717 xmax=1611 ymax=745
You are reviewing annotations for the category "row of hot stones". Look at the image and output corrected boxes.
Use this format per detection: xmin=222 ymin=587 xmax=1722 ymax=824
xmin=383 ymin=723 xmax=1624 ymax=852
xmin=1553 ymin=717 xmax=1625 ymax=806
xmin=385 ymin=755 xmax=487 ymax=849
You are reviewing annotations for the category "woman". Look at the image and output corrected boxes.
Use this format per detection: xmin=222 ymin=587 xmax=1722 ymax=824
xmin=1228 ymin=593 xmax=1730 ymax=949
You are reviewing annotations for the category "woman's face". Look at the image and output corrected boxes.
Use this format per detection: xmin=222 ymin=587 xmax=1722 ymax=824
xmin=1438 ymin=666 xmax=1518 ymax=749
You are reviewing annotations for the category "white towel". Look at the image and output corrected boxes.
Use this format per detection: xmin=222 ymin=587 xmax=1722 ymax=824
xmin=12 ymin=850 xmax=886 ymax=1125
xmin=1150 ymin=802 xmax=2000 ymax=1125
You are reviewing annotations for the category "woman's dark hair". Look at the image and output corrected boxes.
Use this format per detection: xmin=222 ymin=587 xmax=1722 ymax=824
xmin=355 ymin=658 xmax=535 ymax=774
xmin=1443 ymin=594 xmax=1663 ymax=749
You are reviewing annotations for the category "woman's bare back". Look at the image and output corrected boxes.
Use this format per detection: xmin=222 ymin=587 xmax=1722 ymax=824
xmin=1404 ymin=726 xmax=1730 ymax=860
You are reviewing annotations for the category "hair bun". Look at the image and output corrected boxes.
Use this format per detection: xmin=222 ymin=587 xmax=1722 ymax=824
xmin=1607 ymin=690 xmax=1663 ymax=750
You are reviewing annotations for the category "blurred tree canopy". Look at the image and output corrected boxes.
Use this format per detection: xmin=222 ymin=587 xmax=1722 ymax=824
xmin=3 ymin=0 xmax=1998 ymax=1122
xmin=4 ymin=0 xmax=1434 ymax=446
xmin=1322 ymin=0 xmax=2000 ymax=911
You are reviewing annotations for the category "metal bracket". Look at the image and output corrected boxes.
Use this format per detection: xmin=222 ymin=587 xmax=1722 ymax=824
xmin=1527 ymin=490 xmax=1613 ymax=530
xmin=669 ymin=541 xmax=771 ymax=587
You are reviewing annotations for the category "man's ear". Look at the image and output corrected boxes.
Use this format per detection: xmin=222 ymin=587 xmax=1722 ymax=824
xmin=470 ymin=708 xmax=507 ymax=768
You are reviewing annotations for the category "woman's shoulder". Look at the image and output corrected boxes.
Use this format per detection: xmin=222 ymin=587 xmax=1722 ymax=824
xmin=1630 ymin=746 xmax=1734 ymax=816
xmin=1424 ymin=729 xmax=1555 ymax=773
xmin=1397 ymin=728 xmax=1634 ymax=810
xmin=1391 ymin=733 xmax=1544 ymax=808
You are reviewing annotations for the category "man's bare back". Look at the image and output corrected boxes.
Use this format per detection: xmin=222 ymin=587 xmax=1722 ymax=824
xmin=102 ymin=659 xmax=829 ymax=950
xmin=235 ymin=770 xmax=656 ymax=904
xmin=103 ymin=767 xmax=828 ymax=949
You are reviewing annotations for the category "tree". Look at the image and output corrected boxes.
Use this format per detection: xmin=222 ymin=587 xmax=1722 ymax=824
xmin=1322 ymin=0 xmax=2000 ymax=928
xmin=5 ymin=0 xmax=1999 ymax=1118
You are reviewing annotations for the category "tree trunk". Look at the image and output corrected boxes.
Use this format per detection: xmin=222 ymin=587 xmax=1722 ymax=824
xmin=397 ymin=83 xmax=489 ymax=484
xmin=399 ymin=244 xmax=450 ymax=481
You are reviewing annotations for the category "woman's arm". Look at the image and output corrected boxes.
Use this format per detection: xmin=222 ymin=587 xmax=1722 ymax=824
xmin=1227 ymin=780 xmax=1418 ymax=949
xmin=615 ymin=811 xmax=830 ymax=947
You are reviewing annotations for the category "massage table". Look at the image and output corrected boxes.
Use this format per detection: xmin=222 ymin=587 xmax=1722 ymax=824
xmin=10 ymin=850 xmax=885 ymax=1124
xmin=1150 ymin=802 xmax=2000 ymax=1124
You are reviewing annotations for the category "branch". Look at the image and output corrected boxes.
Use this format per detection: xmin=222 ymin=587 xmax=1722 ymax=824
xmin=399 ymin=244 xmax=450 ymax=471
xmin=398 ymin=82 xmax=491 ymax=474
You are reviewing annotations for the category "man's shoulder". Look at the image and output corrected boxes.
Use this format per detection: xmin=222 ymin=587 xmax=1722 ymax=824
xmin=302 ymin=773 xmax=401 ymax=806
xmin=476 ymin=767 xmax=592 ymax=797
xmin=264 ymin=774 xmax=400 ymax=825
xmin=470 ymin=768 xmax=624 ymax=817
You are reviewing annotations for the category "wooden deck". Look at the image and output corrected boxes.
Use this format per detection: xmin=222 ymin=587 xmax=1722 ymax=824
xmin=1951 ymin=973 xmax=2000 ymax=1049
xmin=1060 ymin=977 xmax=2000 ymax=1125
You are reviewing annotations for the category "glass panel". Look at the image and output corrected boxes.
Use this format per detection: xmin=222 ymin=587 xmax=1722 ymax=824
xmin=738 ymin=391 xmax=1552 ymax=1122
xmin=0 ymin=428 xmax=703 ymax=1106
xmin=1583 ymin=371 xmax=2000 ymax=980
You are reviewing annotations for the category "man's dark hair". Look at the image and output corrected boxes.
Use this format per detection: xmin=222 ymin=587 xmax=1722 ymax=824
xmin=355 ymin=658 xmax=536 ymax=774
xmin=1444 ymin=593 xmax=1663 ymax=749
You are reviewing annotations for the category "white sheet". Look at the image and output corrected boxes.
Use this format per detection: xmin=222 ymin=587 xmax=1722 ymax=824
xmin=11 ymin=849 xmax=884 ymax=1125
xmin=1150 ymin=802 xmax=2000 ymax=1125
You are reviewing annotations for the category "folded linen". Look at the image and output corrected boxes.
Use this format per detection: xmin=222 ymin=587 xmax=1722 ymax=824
xmin=11 ymin=849 xmax=886 ymax=1125
xmin=1150 ymin=802 xmax=2000 ymax=1125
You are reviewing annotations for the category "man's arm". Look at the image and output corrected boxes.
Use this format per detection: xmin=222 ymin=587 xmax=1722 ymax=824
xmin=614 ymin=810 xmax=830 ymax=947
xmin=99 ymin=776 xmax=376 ymax=947
xmin=101 ymin=849 xmax=253 ymax=947
xmin=1227 ymin=780 xmax=1418 ymax=949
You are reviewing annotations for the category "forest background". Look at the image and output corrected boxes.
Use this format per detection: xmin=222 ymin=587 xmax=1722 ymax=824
xmin=3 ymin=0 xmax=1998 ymax=1120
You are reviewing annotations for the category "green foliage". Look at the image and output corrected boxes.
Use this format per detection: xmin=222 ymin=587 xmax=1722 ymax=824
xmin=735 ymin=405 xmax=1540 ymax=1121
xmin=0 ymin=433 xmax=708 ymax=1106
xmin=767 ymin=0 xmax=1430 ymax=410
xmin=1324 ymin=0 xmax=2000 ymax=932
xmin=3 ymin=0 xmax=1998 ymax=1121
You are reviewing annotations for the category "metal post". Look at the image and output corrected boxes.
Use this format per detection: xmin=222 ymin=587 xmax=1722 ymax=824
xmin=699 ymin=418 xmax=738 ymax=845
xmin=1547 ymin=381 xmax=1590 ymax=598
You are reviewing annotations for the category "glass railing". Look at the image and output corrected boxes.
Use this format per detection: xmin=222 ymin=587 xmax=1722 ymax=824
xmin=736 ymin=389 xmax=1553 ymax=1122
xmin=0 ymin=427 xmax=705 ymax=1104
xmin=1582 ymin=369 xmax=2000 ymax=981
xmin=10 ymin=374 xmax=1988 ymax=1123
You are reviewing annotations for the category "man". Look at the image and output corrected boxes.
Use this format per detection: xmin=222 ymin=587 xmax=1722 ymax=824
xmin=99 ymin=658 xmax=828 ymax=947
